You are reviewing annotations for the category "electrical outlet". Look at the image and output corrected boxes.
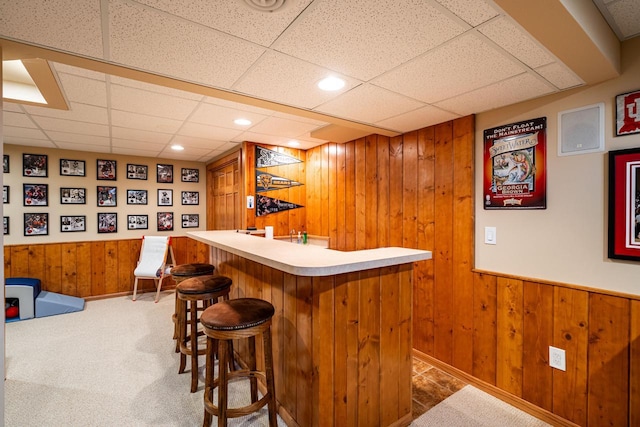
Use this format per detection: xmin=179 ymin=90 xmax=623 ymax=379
xmin=549 ymin=346 xmax=566 ymax=371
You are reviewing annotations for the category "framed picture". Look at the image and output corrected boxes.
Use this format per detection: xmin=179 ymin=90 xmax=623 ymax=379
xmin=181 ymin=168 xmax=199 ymax=183
xmin=60 ymin=187 xmax=86 ymax=204
xmin=127 ymin=163 xmax=148 ymax=180
xmin=615 ymin=89 xmax=640 ymax=136
xmin=181 ymin=191 xmax=199 ymax=205
xmin=127 ymin=214 xmax=148 ymax=230
xmin=61 ymin=215 xmax=86 ymax=232
xmin=97 ymin=186 xmax=117 ymax=206
xmin=23 ymin=184 xmax=48 ymax=206
xmin=23 ymin=154 xmax=47 ymax=177
xmin=182 ymin=214 xmax=199 ymax=228
xmin=24 ymin=213 xmax=48 ymax=236
xmin=157 ymin=212 xmax=174 ymax=231
xmin=98 ymin=212 xmax=117 ymax=233
xmin=97 ymin=159 xmax=117 ymax=180
xmin=3 ymin=186 xmax=8 ymax=204
xmin=608 ymin=147 xmax=640 ymax=261
xmin=60 ymin=159 xmax=86 ymax=176
xmin=158 ymin=189 xmax=173 ymax=206
xmin=3 ymin=217 xmax=8 ymax=235
xmin=127 ymin=189 xmax=148 ymax=205
xmin=157 ymin=164 xmax=173 ymax=183
xmin=3 ymin=155 xmax=9 ymax=173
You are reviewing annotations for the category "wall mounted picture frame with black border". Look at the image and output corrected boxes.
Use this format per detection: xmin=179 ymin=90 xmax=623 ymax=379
xmin=157 ymin=164 xmax=173 ymax=183
xmin=3 ymin=186 xmax=8 ymax=204
xmin=61 ymin=215 xmax=86 ymax=232
xmin=23 ymin=154 xmax=47 ymax=177
xmin=182 ymin=214 xmax=199 ymax=228
xmin=97 ymin=186 xmax=117 ymax=207
xmin=60 ymin=159 xmax=86 ymax=176
xmin=3 ymin=216 xmax=8 ymax=235
xmin=23 ymin=183 xmax=48 ymax=206
xmin=157 ymin=211 xmax=173 ymax=231
xmin=608 ymin=147 xmax=640 ymax=261
xmin=24 ymin=212 xmax=48 ymax=236
xmin=181 ymin=168 xmax=199 ymax=182
xmin=127 ymin=214 xmax=148 ymax=230
xmin=158 ymin=189 xmax=173 ymax=206
xmin=181 ymin=191 xmax=199 ymax=205
xmin=97 ymin=159 xmax=117 ymax=180
xmin=97 ymin=212 xmax=117 ymax=233
xmin=127 ymin=163 xmax=148 ymax=180
xmin=60 ymin=187 xmax=86 ymax=204
xmin=3 ymin=155 xmax=9 ymax=173
xmin=127 ymin=189 xmax=148 ymax=205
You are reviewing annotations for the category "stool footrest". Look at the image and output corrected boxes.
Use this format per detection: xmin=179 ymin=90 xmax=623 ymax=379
xmin=204 ymin=371 xmax=271 ymax=419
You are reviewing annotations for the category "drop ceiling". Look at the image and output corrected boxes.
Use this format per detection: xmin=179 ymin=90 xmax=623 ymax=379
xmin=1 ymin=0 xmax=638 ymax=162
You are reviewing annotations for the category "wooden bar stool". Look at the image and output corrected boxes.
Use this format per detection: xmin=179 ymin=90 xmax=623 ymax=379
xmin=171 ymin=263 xmax=215 ymax=351
xmin=201 ymin=298 xmax=277 ymax=427
xmin=176 ymin=275 xmax=232 ymax=393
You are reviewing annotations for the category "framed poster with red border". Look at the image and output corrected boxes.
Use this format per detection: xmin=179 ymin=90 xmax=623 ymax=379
xmin=608 ymin=147 xmax=640 ymax=261
xmin=483 ymin=117 xmax=547 ymax=209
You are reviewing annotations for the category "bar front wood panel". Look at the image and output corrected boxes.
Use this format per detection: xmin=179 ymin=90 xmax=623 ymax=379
xmin=210 ymin=248 xmax=414 ymax=427
xmin=4 ymin=236 xmax=209 ymax=298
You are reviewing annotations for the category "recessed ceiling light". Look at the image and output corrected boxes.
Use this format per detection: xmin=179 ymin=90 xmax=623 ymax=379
xmin=288 ymin=140 xmax=300 ymax=147
xmin=234 ymin=118 xmax=252 ymax=126
xmin=171 ymin=144 xmax=184 ymax=151
xmin=317 ymin=76 xmax=345 ymax=91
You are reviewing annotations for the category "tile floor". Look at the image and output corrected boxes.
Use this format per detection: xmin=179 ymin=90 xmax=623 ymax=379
xmin=412 ymin=357 xmax=468 ymax=419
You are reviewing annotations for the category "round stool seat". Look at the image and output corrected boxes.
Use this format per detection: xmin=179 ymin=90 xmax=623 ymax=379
xmin=171 ymin=263 xmax=214 ymax=278
xmin=201 ymin=298 xmax=275 ymax=331
xmin=176 ymin=275 xmax=232 ymax=295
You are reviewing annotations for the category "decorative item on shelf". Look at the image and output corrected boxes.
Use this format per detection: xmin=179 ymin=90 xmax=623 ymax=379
xmin=60 ymin=159 xmax=85 ymax=176
xmin=97 ymin=159 xmax=117 ymax=180
xmin=23 ymin=154 xmax=47 ymax=177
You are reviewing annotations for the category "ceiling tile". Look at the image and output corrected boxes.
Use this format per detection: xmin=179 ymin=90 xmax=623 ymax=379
xmin=435 ymin=0 xmax=499 ymax=26
xmin=233 ymin=50 xmax=361 ymax=109
xmin=203 ymin=97 xmax=277 ymax=116
xmin=57 ymin=73 xmax=108 ymax=107
xmin=2 ymin=103 xmax=24 ymax=113
xmin=111 ymin=110 xmax=183 ymax=134
xmin=273 ymin=0 xmax=466 ymax=81
xmin=272 ymin=111 xmax=329 ymax=127
xmin=170 ymin=135 xmax=230 ymax=151
xmin=110 ymin=84 xmax=200 ymax=120
xmin=608 ymin=0 xmax=640 ymax=39
xmin=434 ymin=73 xmax=555 ymax=116
xmin=158 ymin=146 xmax=212 ymax=159
xmin=315 ymin=84 xmax=424 ymax=124
xmin=111 ymin=146 xmax=161 ymax=158
xmin=24 ymin=102 xmax=109 ymax=125
xmin=108 ymin=0 xmax=266 ymax=88
xmin=53 ymin=63 xmax=106 ymax=81
xmin=32 ymin=116 xmax=109 ymax=137
xmin=478 ymin=17 xmax=554 ymax=69
xmin=4 ymin=125 xmax=48 ymax=140
xmin=248 ymin=116 xmax=322 ymax=139
xmin=178 ymin=122 xmax=243 ymax=141
xmin=376 ymin=105 xmax=460 ymax=133
xmin=234 ymin=131 xmax=294 ymax=146
xmin=111 ymin=127 xmax=173 ymax=144
xmin=134 ymin=0 xmax=313 ymax=46
xmin=109 ymin=75 xmax=203 ymax=101
xmin=3 ymin=111 xmax=37 ymax=128
xmin=111 ymin=138 xmax=166 ymax=151
xmin=188 ymin=103 xmax=269 ymax=129
xmin=4 ymin=137 xmax=56 ymax=148
xmin=43 ymin=131 xmax=110 ymax=146
xmin=55 ymin=141 xmax=111 ymax=153
xmin=535 ymin=63 xmax=584 ymax=90
xmin=0 ymin=0 xmax=104 ymax=58
xmin=372 ymin=33 xmax=527 ymax=103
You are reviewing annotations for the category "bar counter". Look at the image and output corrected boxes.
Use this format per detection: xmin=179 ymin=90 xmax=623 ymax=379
xmin=187 ymin=230 xmax=432 ymax=427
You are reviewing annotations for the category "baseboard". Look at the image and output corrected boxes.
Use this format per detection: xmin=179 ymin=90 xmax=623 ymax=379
xmin=412 ymin=349 xmax=579 ymax=427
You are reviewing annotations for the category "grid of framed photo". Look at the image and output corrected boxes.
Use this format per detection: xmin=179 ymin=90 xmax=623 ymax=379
xmin=157 ymin=164 xmax=173 ymax=183
xmin=61 ymin=187 xmax=86 ymax=204
xmin=23 ymin=154 xmax=48 ymax=177
xmin=97 ymin=186 xmax=117 ymax=206
xmin=158 ymin=189 xmax=173 ymax=206
xmin=128 ymin=214 xmax=148 ymax=230
xmin=98 ymin=212 xmax=117 ymax=233
xmin=127 ymin=189 xmax=148 ymax=205
xmin=181 ymin=191 xmax=199 ymax=205
xmin=97 ymin=159 xmax=117 ymax=180
xmin=61 ymin=215 xmax=86 ymax=232
xmin=60 ymin=159 xmax=86 ymax=176
xmin=23 ymin=183 xmax=48 ymax=206
xmin=24 ymin=213 xmax=48 ymax=236
xmin=127 ymin=164 xmax=148 ymax=180
xmin=182 ymin=214 xmax=199 ymax=228
xmin=157 ymin=212 xmax=174 ymax=231
xmin=181 ymin=168 xmax=199 ymax=183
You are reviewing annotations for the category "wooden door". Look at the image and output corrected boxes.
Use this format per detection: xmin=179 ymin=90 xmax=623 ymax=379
xmin=207 ymin=151 xmax=241 ymax=230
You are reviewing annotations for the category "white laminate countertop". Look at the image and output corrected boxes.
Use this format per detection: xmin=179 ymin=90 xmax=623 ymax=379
xmin=187 ymin=230 xmax=432 ymax=277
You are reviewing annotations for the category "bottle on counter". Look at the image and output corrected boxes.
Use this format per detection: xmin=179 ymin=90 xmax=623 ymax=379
xmin=297 ymin=231 xmax=302 ymax=244
xmin=303 ymin=231 xmax=308 ymax=245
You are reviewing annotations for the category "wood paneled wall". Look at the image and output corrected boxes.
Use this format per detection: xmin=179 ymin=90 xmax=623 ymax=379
xmin=4 ymin=236 xmax=210 ymax=298
xmin=304 ymin=115 xmax=639 ymax=426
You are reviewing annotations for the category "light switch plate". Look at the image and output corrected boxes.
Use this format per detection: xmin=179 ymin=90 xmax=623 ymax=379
xmin=549 ymin=346 xmax=566 ymax=371
xmin=247 ymin=195 xmax=254 ymax=209
xmin=484 ymin=226 xmax=496 ymax=245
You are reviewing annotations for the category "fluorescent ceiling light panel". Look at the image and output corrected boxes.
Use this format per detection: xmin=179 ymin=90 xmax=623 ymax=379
xmin=3 ymin=60 xmax=47 ymax=104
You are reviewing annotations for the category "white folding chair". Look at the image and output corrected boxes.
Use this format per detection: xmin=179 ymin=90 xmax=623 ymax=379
xmin=133 ymin=236 xmax=175 ymax=302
